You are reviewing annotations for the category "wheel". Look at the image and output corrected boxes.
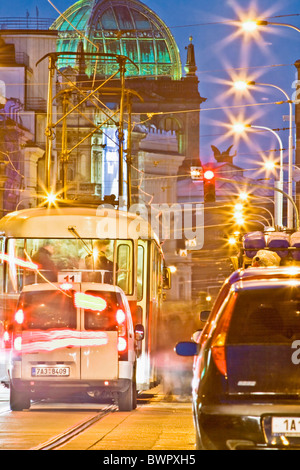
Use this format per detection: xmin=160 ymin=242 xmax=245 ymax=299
xmin=10 ymin=383 xmax=30 ymax=411
xmin=118 ymin=379 xmax=136 ymax=411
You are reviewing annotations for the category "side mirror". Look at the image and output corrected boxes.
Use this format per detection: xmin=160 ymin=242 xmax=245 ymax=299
xmin=200 ymin=310 xmax=210 ymax=322
xmin=162 ymin=266 xmax=171 ymax=290
xmin=175 ymin=341 xmax=199 ymax=357
xmin=192 ymin=329 xmax=202 ymax=343
xmin=134 ymin=323 xmax=144 ymax=341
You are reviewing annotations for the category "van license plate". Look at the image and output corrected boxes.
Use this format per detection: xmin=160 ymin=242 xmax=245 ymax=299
xmin=272 ymin=417 xmax=300 ymax=436
xmin=31 ymin=366 xmax=70 ymax=377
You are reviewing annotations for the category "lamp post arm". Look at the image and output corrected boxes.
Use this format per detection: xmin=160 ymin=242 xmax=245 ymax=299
xmin=266 ymin=21 xmax=300 ymax=33
xmin=250 ymin=124 xmax=284 ymax=192
xmin=251 ymin=81 xmax=290 ymax=101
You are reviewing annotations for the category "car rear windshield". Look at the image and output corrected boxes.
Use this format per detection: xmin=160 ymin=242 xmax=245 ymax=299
xmin=19 ymin=290 xmax=76 ymax=330
xmin=227 ymin=285 xmax=300 ymax=344
xmin=84 ymin=290 xmax=123 ymax=331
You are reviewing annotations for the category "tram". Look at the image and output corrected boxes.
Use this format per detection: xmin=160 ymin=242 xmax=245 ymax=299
xmin=0 ymin=205 xmax=171 ymax=392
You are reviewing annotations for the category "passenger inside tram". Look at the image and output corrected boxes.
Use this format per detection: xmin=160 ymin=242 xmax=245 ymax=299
xmin=5 ymin=238 xmax=133 ymax=295
xmin=31 ymin=242 xmax=58 ymax=282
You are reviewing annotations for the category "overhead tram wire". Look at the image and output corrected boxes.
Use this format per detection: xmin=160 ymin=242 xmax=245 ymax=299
xmin=167 ymin=13 xmax=300 ymax=29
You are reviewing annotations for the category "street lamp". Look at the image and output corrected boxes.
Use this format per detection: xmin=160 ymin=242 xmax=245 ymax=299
xmin=236 ymin=196 xmax=275 ymax=225
xmin=241 ymin=19 xmax=300 ymax=34
xmin=233 ymin=79 xmax=294 ymax=229
xmin=233 ymin=122 xmax=284 ymax=227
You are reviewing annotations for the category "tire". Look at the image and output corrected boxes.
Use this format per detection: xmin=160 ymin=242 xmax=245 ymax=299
xmin=118 ymin=379 xmax=136 ymax=412
xmin=10 ymin=383 xmax=30 ymax=411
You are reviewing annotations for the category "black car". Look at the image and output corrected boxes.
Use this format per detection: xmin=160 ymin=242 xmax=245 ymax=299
xmin=177 ymin=269 xmax=300 ymax=450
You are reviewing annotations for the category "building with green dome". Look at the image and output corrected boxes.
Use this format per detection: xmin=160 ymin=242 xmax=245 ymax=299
xmin=51 ymin=0 xmax=182 ymax=80
xmin=50 ymin=0 xmax=205 ymax=209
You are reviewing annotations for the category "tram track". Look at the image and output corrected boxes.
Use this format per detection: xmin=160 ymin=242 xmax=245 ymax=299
xmin=31 ymin=404 xmax=118 ymax=450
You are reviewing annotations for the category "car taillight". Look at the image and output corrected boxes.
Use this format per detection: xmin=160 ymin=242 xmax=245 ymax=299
xmin=3 ymin=330 xmax=11 ymax=349
xmin=211 ymin=293 xmax=237 ymax=376
xmin=211 ymin=332 xmax=227 ymax=376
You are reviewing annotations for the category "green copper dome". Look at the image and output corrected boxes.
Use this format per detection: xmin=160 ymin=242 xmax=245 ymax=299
xmin=51 ymin=0 xmax=182 ymax=79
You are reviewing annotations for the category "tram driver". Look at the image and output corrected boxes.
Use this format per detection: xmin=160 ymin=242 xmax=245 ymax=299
xmin=31 ymin=242 xmax=58 ymax=282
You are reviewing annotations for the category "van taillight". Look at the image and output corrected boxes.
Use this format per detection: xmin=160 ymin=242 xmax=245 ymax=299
xmin=118 ymin=337 xmax=127 ymax=352
xmin=211 ymin=293 xmax=237 ymax=377
xmin=14 ymin=336 xmax=22 ymax=351
xmin=116 ymin=309 xmax=126 ymax=325
xmin=3 ymin=331 xmax=11 ymax=349
xmin=116 ymin=309 xmax=128 ymax=358
xmin=15 ymin=309 xmax=24 ymax=325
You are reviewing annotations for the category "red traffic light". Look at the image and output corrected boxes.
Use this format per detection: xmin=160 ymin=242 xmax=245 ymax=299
xmin=203 ymin=169 xmax=216 ymax=203
xmin=203 ymin=170 xmax=215 ymax=180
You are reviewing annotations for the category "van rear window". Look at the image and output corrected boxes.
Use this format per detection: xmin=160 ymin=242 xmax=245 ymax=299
xmin=19 ymin=290 xmax=76 ymax=330
xmin=227 ymin=286 xmax=300 ymax=344
xmin=84 ymin=290 xmax=123 ymax=331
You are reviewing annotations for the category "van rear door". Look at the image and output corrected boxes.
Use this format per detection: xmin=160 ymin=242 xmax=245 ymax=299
xmin=79 ymin=289 xmax=121 ymax=381
xmin=16 ymin=288 xmax=80 ymax=381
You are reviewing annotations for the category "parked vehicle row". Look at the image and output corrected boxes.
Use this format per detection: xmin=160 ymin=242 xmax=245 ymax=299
xmin=177 ymin=266 xmax=300 ymax=450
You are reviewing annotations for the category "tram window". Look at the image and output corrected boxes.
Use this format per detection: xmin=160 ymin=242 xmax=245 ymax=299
xmin=116 ymin=243 xmax=133 ymax=295
xmin=137 ymin=245 xmax=144 ymax=301
xmin=6 ymin=238 xmax=25 ymax=293
xmin=18 ymin=290 xmax=76 ymax=330
xmin=26 ymin=238 xmax=86 ymax=271
xmin=84 ymin=290 xmax=122 ymax=331
xmin=0 ymin=238 xmax=4 ymax=294
xmin=152 ymin=245 xmax=158 ymax=298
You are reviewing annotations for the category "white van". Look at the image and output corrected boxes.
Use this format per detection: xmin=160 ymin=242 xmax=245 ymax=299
xmin=9 ymin=282 xmax=144 ymax=411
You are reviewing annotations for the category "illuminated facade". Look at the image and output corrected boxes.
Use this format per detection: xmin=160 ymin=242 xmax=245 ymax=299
xmin=0 ymin=29 xmax=57 ymax=215
xmin=51 ymin=0 xmax=205 ymax=214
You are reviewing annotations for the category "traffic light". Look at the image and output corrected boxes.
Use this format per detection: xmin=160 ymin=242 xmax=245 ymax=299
xmin=203 ymin=170 xmax=215 ymax=202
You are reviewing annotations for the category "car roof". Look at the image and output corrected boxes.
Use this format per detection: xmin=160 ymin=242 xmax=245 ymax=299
xmin=228 ymin=266 xmax=300 ymax=285
xmin=232 ymin=278 xmax=300 ymax=292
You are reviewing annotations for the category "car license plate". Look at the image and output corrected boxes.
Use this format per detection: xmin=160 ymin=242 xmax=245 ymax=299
xmin=272 ymin=417 xmax=300 ymax=436
xmin=31 ymin=366 xmax=70 ymax=377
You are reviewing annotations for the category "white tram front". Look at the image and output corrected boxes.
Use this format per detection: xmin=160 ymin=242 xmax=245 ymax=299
xmin=0 ymin=206 xmax=170 ymax=392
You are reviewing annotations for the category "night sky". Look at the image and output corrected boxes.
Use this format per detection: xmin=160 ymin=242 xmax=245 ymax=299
xmin=0 ymin=0 xmax=300 ymax=174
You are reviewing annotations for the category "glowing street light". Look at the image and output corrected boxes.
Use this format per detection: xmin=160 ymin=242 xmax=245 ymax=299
xmin=238 ymin=191 xmax=249 ymax=201
xmin=233 ymin=80 xmax=249 ymax=91
xmin=232 ymin=122 xmax=249 ymax=133
xmin=241 ymin=20 xmax=259 ymax=32
xmin=241 ymin=19 xmax=300 ymax=34
xmin=46 ymin=192 xmax=57 ymax=205
xmin=264 ymin=160 xmax=277 ymax=172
